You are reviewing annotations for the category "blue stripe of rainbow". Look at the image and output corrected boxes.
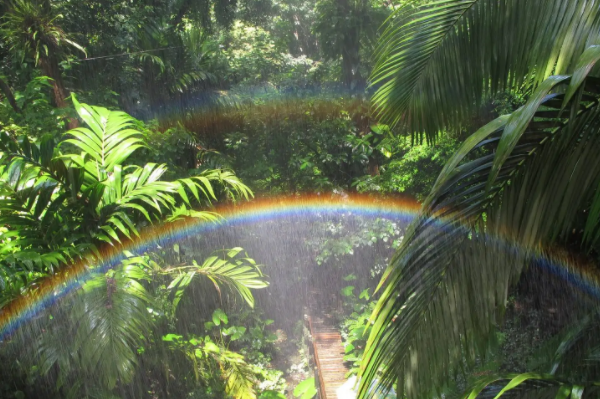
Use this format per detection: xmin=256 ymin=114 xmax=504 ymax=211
xmin=0 ymin=194 xmax=597 ymax=339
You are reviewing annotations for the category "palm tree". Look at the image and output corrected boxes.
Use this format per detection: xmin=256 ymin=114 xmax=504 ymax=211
xmin=0 ymin=0 xmax=86 ymax=127
xmin=359 ymin=1 xmax=600 ymax=398
xmin=0 ymin=94 xmax=260 ymax=396
xmin=0 ymin=96 xmax=251 ymax=301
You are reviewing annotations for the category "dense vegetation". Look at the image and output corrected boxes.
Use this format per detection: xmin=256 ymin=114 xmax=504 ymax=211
xmin=1 ymin=0 xmax=600 ymax=398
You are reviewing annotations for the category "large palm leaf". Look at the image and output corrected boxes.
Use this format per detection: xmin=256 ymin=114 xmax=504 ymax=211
xmin=34 ymin=263 xmax=153 ymax=392
xmin=371 ymin=0 xmax=600 ymax=141
xmin=359 ymin=50 xmax=600 ymax=398
xmin=62 ymin=96 xmax=146 ymax=175
xmin=163 ymin=247 xmax=269 ymax=311
xmin=0 ymin=133 xmax=92 ymax=286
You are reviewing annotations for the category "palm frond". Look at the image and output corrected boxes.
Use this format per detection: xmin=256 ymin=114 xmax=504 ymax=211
xmin=371 ymin=0 xmax=600 ymax=140
xmin=165 ymin=247 xmax=268 ymax=312
xmin=38 ymin=265 xmax=153 ymax=390
xmin=0 ymin=0 xmax=86 ymax=64
xmin=360 ymin=57 xmax=600 ymax=398
xmin=220 ymin=349 xmax=258 ymax=399
xmin=73 ymin=267 xmax=153 ymax=390
xmin=63 ymin=95 xmax=146 ymax=175
xmin=168 ymin=333 xmax=259 ymax=399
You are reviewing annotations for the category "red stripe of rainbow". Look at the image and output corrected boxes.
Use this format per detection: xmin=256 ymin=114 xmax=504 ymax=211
xmin=0 ymin=193 xmax=598 ymax=339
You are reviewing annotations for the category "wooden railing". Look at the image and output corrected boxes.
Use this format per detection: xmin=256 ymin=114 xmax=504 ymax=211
xmin=307 ymin=315 xmax=328 ymax=398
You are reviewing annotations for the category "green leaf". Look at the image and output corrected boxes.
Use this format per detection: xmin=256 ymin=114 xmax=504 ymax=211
xmin=562 ymin=45 xmax=600 ymax=108
xmin=359 ymin=289 xmax=370 ymax=300
xmin=493 ymin=373 xmax=549 ymax=398
xmin=204 ymin=341 xmax=220 ymax=353
xmin=554 ymin=385 xmax=573 ymax=399
xmin=358 ymin=71 xmax=600 ymax=398
xmin=68 ymin=97 xmax=147 ymax=172
xmin=570 ymin=386 xmax=584 ymax=399
xmin=162 ymin=334 xmax=183 ymax=342
xmin=212 ymin=308 xmax=228 ymax=326
xmin=427 ymin=115 xmax=510 ymax=205
xmin=486 ymin=75 xmax=569 ymax=191
xmin=370 ymin=0 xmax=600 ymax=140
xmin=293 ymin=377 xmax=317 ymax=399
xmin=204 ymin=321 xmax=215 ymax=331
xmin=230 ymin=327 xmax=246 ymax=341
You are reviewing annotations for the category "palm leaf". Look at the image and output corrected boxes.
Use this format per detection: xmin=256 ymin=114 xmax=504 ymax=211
xmin=371 ymin=0 xmax=600 ymax=141
xmin=359 ymin=65 xmax=600 ymax=397
xmin=64 ymin=95 xmax=146 ymax=175
xmin=72 ymin=267 xmax=153 ymax=390
xmin=0 ymin=99 xmax=252 ymax=299
xmin=163 ymin=247 xmax=268 ymax=312
xmin=36 ymin=265 xmax=153 ymax=392
xmin=220 ymin=349 xmax=258 ymax=399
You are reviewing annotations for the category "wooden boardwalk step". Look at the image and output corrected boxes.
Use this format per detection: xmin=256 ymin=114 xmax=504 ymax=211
xmin=308 ymin=312 xmax=350 ymax=399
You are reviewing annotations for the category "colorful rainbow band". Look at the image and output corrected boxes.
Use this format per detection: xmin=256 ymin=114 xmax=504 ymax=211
xmin=0 ymin=194 xmax=598 ymax=339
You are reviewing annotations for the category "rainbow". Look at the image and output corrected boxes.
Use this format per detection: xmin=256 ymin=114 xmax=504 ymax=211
xmin=0 ymin=194 xmax=418 ymax=339
xmin=0 ymin=193 xmax=598 ymax=339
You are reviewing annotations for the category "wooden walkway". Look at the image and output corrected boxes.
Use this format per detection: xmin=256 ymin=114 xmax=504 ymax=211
xmin=307 ymin=292 xmax=349 ymax=399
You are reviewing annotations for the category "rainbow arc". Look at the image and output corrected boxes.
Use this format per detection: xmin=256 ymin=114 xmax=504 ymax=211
xmin=0 ymin=194 xmax=597 ymax=339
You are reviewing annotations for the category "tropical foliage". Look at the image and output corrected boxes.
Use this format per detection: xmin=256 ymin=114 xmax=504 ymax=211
xmin=4 ymin=0 xmax=600 ymax=398
xmin=360 ymin=1 xmax=600 ymax=398
xmin=5 ymin=246 xmax=269 ymax=398
xmin=462 ymin=309 xmax=600 ymax=398
xmin=371 ymin=0 xmax=600 ymax=140
xmin=0 ymin=97 xmax=250 ymax=301
xmin=0 ymin=0 xmax=85 ymax=115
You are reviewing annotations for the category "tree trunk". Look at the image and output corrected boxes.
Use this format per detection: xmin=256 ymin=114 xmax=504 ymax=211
xmin=0 ymin=77 xmax=21 ymax=113
xmin=339 ymin=0 xmax=365 ymax=90
xmin=368 ymin=157 xmax=380 ymax=176
xmin=341 ymin=30 xmax=362 ymax=89
xmin=39 ymin=55 xmax=78 ymax=129
xmin=143 ymin=59 xmax=163 ymax=119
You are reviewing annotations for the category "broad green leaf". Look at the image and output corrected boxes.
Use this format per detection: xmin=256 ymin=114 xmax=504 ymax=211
xmin=212 ymin=308 xmax=228 ymax=326
xmin=341 ymin=286 xmax=355 ymax=297
xmin=562 ymin=45 xmax=600 ymax=108
xmin=359 ymin=289 xmax=370 ymax=300
xmin=493 ymin=373 xmax=551 ymax=398
xmin=293 ymin=377 xmax=317 ymax=399
xmin=162 ymin=334 xmax=183 ymax=342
